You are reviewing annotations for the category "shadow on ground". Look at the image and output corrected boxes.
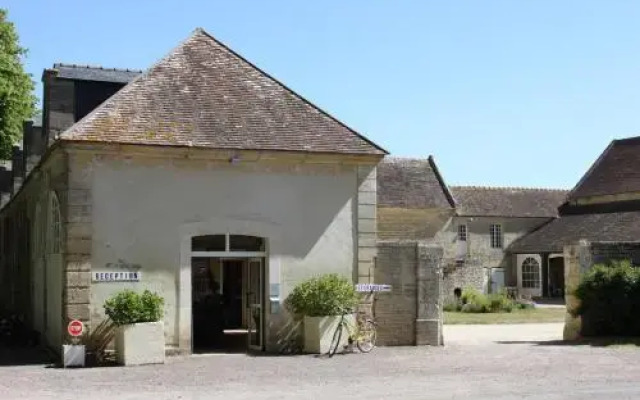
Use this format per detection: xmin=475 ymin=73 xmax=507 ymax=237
xmin=497 ymin=337 xmax=640 ymax=347
xmin=0 ymin=344 xmax=55 ymax=367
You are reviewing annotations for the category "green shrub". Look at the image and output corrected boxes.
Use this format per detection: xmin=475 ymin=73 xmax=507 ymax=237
xmin=488 ymin=292 xmax=514 ymax=313
xmin=285 ymin=274 xmax=358 ymax=317
xmin=458 ymin=287 xmax=514 ymax=313
xmin=574 ymin=260 xmax=640 ymax=336
xmin=104 ymin=289 xmax=164 ymax=326
xmin=443 ymin=301 xmax=462 ymax=312
xmin=515 ymin=300 xmax=535 ymax=310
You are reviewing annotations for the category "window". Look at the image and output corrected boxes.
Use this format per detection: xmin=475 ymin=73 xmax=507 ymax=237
xmin=490 ymin=224 xmax=502 ymax=248
xmin=457 ymin=224 xmax=467 ymax=242
xmin=191 ymin=234 xmax=265 ymax=253
xmin=522 ymin=257 xmax=541 ymax=288
xmin=192 ymin=235 xmax=226 ymax=252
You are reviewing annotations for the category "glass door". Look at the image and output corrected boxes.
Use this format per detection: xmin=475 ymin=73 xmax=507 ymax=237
xmin=246 ymin=259 xmax=263 ymax=350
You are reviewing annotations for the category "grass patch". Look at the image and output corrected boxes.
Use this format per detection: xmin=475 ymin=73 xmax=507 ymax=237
xmin=444 ymin=307 xmax=566 ymax=325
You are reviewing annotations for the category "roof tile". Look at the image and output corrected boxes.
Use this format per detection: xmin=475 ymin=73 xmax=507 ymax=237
xmin=569 ymin=136 xmax=640 ymax=200
xmin=59 ymin=29 xmax=386 ymax=155
xmin=377 ymin=157 xmax=454 ymax=209
xmin=53 ymin=63 xmax=142 ymax=83
xmin=509 ymin=211 xmax=640 ymax=253
xmin=450 ymin=186 xmax=568 ymax=218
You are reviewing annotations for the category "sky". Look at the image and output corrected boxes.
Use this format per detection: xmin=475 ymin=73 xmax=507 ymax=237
xmin=4 ymin=1 xmax=640 ymax=189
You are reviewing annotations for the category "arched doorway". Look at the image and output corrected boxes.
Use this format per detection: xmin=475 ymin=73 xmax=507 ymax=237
xmin=517 ymin=254 xmax=542 ymax=298
xmin=190 ymin=234 xmax=266 ymax=353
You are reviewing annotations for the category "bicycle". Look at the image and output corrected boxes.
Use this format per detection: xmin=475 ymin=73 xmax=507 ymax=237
xmin=327 ymin=309 xmax=377 ymax=357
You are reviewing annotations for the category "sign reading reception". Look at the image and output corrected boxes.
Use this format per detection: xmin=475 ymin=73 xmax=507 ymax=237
xmin=93 ymin=271 xmax=141 ymax=282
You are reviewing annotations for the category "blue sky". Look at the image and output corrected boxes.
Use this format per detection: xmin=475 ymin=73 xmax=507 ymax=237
xmin=5 ymin=1 xmax=640 ymax=188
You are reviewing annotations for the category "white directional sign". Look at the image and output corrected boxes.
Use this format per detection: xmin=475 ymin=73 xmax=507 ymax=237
xmin=355 ymin=283 xmax=392 ymax=292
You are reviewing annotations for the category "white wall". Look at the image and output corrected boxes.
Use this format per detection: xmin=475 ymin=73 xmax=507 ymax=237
xmin=89 ymin=159 xmax=358 ymax=348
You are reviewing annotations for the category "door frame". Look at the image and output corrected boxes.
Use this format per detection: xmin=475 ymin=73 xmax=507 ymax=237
xmin=188 ymin=249 xmax=267 ymax=353
xmin=246 ymin=258 xmax=264 ymax=351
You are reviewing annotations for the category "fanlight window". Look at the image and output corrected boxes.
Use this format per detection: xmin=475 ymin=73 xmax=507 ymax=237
xmin=191 ymin=234 xmax=265 ymax=252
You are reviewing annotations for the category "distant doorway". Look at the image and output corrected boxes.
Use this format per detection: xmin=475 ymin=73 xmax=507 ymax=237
xmin=547 ymin=256 xmax=565 ymax=298
xmin=190 ymin=234 xmax=266 ymax=353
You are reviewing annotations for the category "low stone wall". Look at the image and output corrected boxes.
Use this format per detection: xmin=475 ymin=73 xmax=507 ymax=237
xmin=374 ymin=241 xmax=443 ymax=346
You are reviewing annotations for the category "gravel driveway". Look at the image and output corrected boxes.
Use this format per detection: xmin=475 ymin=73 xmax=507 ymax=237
xmin=0 ymin=324 xmax=640 ymax=400
xmin=2 ymin=331 xmax=640 ymax=400
xmin=444 ymin=322 xmax=565 ymax=345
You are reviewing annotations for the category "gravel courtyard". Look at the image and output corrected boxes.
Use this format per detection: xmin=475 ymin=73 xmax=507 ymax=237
xmin=2 ymin=324 xmax=640 ymax=400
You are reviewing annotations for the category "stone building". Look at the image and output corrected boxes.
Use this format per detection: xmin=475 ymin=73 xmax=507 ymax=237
xmin=377 ymin=157 xmax=568 ymax=301
xmin=0 ymin=28 xmax=386 ymax=354
xmin=510 ymin=136 xmax=640 ymax=298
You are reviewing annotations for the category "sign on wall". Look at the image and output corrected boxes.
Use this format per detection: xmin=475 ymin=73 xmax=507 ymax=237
xmin=92 ymin=271 xmax=141 ymax=282
xmin=355 ymin=283 xmax=392 ymax=292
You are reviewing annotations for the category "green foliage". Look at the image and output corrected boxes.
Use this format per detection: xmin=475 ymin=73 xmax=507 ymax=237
xmin=80 ymin=318 xmax=116 ymax=365
xmin=488 ymin=291 xmax=514 ymax=313
xmin=515 ymin=301 xmax=535 ymax=310
xmin=0 ymin=9 xmax=36 ymax=158
xmin=574 ymin=260 xmax=640 ymax=336
xmin=456 ymin=287 xmax=515 ymax=313
xmin=285 ymin=273 xmax=358 ymax=317
xmin=443 ymin=301 xmax=461 ymax=312
xmin=103 ymin=289 xmax=164 ymax=326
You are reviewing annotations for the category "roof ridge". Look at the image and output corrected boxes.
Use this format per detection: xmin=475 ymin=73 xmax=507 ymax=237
xmin=450 ymin=185 xmax=569 ymax=192
xmin=53 ymin=62 xmax=143 ymax=73
xmin=382 ymin=156 xmax=433 ymax=162
xmin=613 ymin=135 xmax=640 ymax=144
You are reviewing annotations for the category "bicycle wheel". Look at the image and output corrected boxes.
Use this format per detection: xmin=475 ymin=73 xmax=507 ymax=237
xmin=356 ymin=320 xmax=377 ymax=353
xmin=328 ymin=322 xmax=343 ymax=357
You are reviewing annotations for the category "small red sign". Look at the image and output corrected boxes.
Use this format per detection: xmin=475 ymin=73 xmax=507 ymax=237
xmin=68 ymin=320 xmax=84 ymax=337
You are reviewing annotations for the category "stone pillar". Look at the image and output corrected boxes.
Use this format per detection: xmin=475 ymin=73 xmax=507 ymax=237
xmin=562 ymin=240 xmax=591 ymax=340
xmin=63 ymin=152 xmax=93 ymax=338
xmin=415 ymin=243 xmax=443 ymax=346
xmin=356 ymin=165 xmax=377 ymax=284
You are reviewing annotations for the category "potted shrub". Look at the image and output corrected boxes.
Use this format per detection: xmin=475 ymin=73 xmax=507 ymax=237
xmin=104 ymin=289 xmax=165 ymax=366
xmin=286 ymin=273 xmax=358 ymax=354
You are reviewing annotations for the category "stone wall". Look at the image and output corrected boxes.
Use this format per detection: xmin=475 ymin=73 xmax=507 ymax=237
xmin=590 ymin=242 xmax=640 ymax=266
xmin=374 ymin=241 xmax=443 ymax=346
xmin=562 ymin=240 xmax=640 ymax=340
xmin=441 ymin=257 xmax=487 ymax=302
xmin=357 ymin=166 xmax=378 ymax=284
xmin=377 ymin=207 xmax=452 ymax=241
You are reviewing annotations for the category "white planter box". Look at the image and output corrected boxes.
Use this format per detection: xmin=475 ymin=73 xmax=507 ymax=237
xmin=62 ymin=344 xmax=85 ymax=368
xmin=303 ymin=315 xmax=354 ymax=354
xmin=116 ymin=321 xmax=165 ymax=366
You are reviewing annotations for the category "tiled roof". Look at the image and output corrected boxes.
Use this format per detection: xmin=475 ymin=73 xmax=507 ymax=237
xmin=377 ymin=156 xmax=455 ymax=209
xmin=53 ymin=63 xmax=142 ymax=83
xmin=450 ymin=186 xmax=568 ymax=218
xmin=509 ymin=211 xmax=640 ymax=253
xmin=569 ymin=136 xmax=640 ymax=200
xmin=59 ymin=29 xmax=387 ymax=155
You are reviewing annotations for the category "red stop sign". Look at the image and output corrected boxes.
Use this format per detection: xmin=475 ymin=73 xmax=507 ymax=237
xmin=68 ymin=320 xmax=84 ymax=337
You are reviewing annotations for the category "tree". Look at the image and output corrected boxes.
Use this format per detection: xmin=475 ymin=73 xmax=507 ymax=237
xmin=0 ymin=8 xmax=35 ymax=159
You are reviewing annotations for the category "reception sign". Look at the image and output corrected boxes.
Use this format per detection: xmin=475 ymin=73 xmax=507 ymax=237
xmin=92 ymin=271 xmax=141 ymax=282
